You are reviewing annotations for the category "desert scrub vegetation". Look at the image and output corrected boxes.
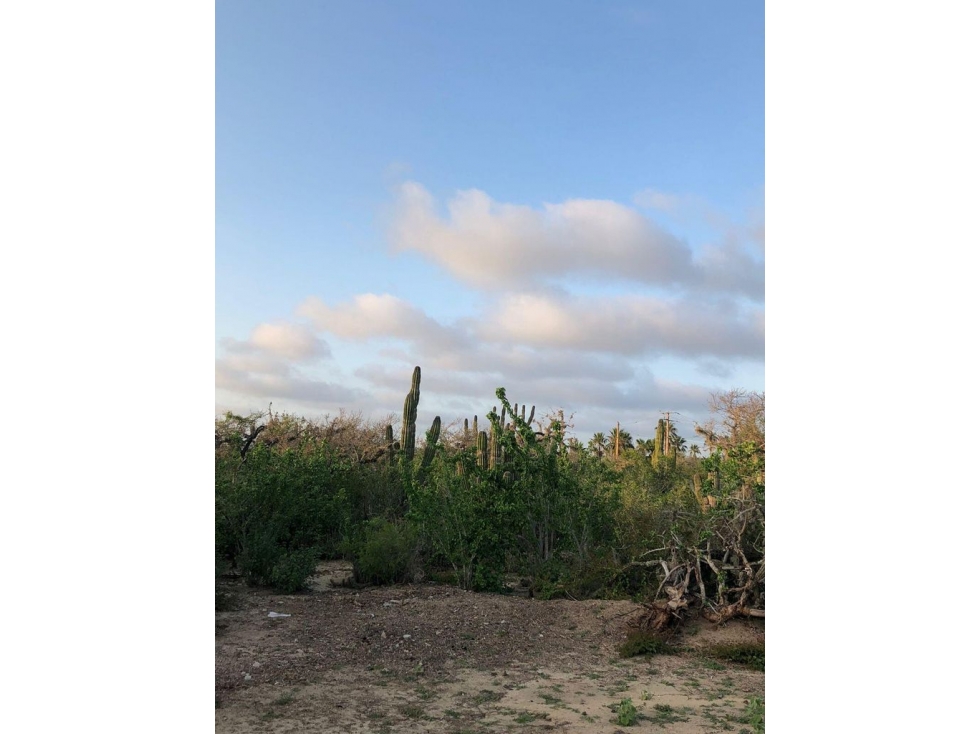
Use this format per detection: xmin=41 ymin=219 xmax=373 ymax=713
xmin=215 ymin=366 xmax=765 ymax=630
xmin=707 ymin=642 xmax=765 ymax=671
xmin=617 ymin=630 xmax=677 ymax=659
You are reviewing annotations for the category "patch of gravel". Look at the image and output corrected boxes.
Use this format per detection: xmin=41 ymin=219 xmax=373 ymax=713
xmin=215 ymin=577 xmax=640 ymax=692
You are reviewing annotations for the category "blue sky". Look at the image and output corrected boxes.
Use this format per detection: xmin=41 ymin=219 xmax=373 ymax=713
xmin=216 ymin=1 xmax=765 ymax=445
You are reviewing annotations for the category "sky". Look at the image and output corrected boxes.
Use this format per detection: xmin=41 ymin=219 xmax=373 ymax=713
xmin=216 ymin=1 xmax=765 ymax=446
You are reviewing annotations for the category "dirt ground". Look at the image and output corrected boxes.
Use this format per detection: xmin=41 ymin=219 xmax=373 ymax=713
xmin=216 ymin=562 xmax=764 ymax=733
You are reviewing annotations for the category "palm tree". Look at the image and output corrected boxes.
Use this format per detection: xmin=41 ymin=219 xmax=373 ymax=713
xmin=669 ymin=427 xmax=687 ymax=454
xmin=609 ymin=425 xmax=634 ymax=459
xmin=634 ymin=438 xmax=656 ymax=459
xmin=589 ymin=432 xmax=608 ymax=459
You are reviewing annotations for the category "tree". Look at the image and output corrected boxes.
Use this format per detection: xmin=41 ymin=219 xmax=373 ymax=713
xmin=634 ymin=438 xmax=657 ymax=459
xmin=694 ymin=390 xmax=765 ymax=455
xmin=589 ymin=432 xmax=608 ymax=459
xmin=668 ymin=425 xmax=687 ymax=455
xmin=609 ymin=425 xmax=634 ymax=459
xmin=629 ymin=388 xmax=765 ymax=628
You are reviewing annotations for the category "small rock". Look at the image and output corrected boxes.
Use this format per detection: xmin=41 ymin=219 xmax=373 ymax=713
xmin=252 ymin=661 xmax=261 ymax=668
xmin=381 ymin=631 xmax=387 ymax=639
xmin=243 ymin=673 xmax=252 ymax=681
xmin=403 ymin=634 xmax=411 ymax=639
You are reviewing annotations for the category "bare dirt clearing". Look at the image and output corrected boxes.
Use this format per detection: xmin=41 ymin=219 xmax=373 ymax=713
xmin=216 ymin=562 xmax=763 ymax=733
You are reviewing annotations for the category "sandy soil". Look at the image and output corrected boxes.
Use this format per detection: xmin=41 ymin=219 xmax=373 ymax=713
xmin=216 ymin=562 xmax=763 ymax=733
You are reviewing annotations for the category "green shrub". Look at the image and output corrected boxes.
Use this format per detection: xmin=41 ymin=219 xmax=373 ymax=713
xmin=740 ymin=696 xmax=764 ymax=732
xmin=407 ymin=453 xmax=513 ymax=591
xmin=615 ymin=698 xmax=638 ymax=726
xmin=349 ymin=518 xmax=417 ymax=585
xmin=268 ymin=547 xmax=320 ymax=593
xmin=708 ymin=642 xmax=765 ymax=671
xmin=618 ymin=630 xmax=675 ymax=658
xmin=238 ymin=525 xmax=320 ymax=593
xmin=216 ymin=440 xmax=357 ymax=576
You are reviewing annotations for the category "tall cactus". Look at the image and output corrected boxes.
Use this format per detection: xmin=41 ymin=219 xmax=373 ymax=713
xmin=400 ymin=366 xmax=421 ymax=462
xmin=477 ymin=430 xmax=488 ymax=469
xmin=489 ymin=422 xmax=498 ymax=468
xmin=384 ymin=424 xmax=395 ymax=463
xmin=653 ymin=419 xmax=665 ymax=465
xmin=421 ymin=415 xmax=441 ymax=470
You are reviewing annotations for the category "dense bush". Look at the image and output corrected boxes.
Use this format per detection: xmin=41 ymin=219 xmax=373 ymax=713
xmin=347 ymin=518 xmax=418 ymax=585
xmin=213 ymin=381 xmax=764 ymax=612
xmin=216 ymin=428 xmax=354 ymax=591
xmin=408 ymin=451 xmax=516 ymax=591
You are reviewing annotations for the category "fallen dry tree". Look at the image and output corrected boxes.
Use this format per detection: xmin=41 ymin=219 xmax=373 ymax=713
xmin=629 ymin=490 xmax=765 ymax=631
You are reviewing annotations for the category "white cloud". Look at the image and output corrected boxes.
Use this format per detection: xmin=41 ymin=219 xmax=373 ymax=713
xmin=297 ymin=293 xmax=466 ymax=353
xmin=294 ymin=290 xmax=762 ymax=363
xmin=390 ymin=182 xmax=764 ymax=301
xmin=220 ymin=321 xmax=329 ymax=362
xmin=392 ymin=182 xmax=696 ymax=291
xmin=215 ymin=364 xmax=366 ymax=407
xmin=479 ymin=292 xmax=764 ymax=359
xmin=247 ymin=321 xmax=329 ymax=361
xmin=215 ymin=321 xmax=359 ymax=411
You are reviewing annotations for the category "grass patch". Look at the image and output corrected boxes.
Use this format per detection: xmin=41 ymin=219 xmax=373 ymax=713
xmin=272 ymin=690 xmax=297 ymax=706
xmin=605 ymin=680 xmax=630 ymax=694
xmin=707 ymin=642 xmax=765 ymax=671
xmin=399 ymin=704 xmax=425 ymax=719
xmin=473 ymin=689 xmax=504 ymax=705
xmin=702 ymin=706 xmax=738 ymax=730
xmin=618 ymin=630 xmax=675 ymax=658
xmin=514 ymin=711 xmax=549 ymax=723
xmin=651 ymin=703 xmax=692 ymax=724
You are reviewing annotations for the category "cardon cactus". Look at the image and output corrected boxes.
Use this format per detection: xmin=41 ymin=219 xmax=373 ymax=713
xmin=421 ymin=416 xmax=441 ymax=470
xmin=477 ymin=430 xmax=488 ymax=469
xmin=653 ymin=419 xmax=665 ymax=464
xmin=400 ymin=366 xmax=421 ymax=462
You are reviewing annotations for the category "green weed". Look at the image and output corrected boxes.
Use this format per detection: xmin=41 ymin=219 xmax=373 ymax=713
xmin=618 ymin=630 xmax=675 ymax=658
xmin=739 ymin=697 xmax=765 ymax=733
xmin=615 ymin=698 xmax=638 ymax=726
xmin=708 ymin=642 xmax=765 ymax=671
